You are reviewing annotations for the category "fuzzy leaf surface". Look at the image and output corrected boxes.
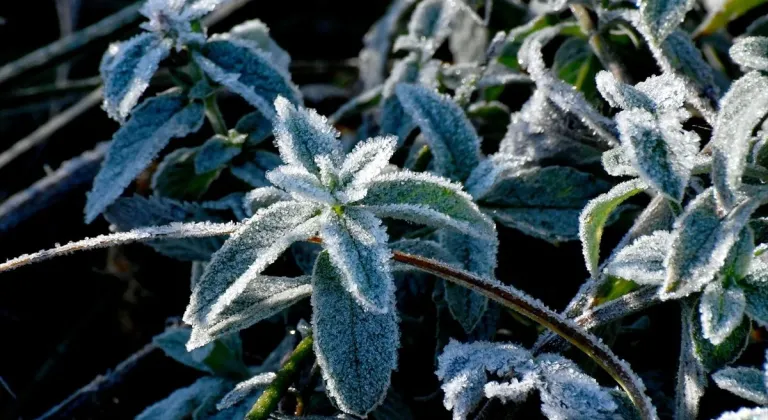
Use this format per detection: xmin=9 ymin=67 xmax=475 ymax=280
xmin=604 ymin=231 xmax=672 ymax=285
xmin=712 ymin=366 xmax=768 ymax=405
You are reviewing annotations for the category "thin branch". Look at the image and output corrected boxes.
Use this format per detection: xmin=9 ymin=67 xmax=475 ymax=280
xmin=246 ymin=335 xmax=315 ymax=420
xmin=0 ymin=142 xmax=108 ymax=233
xmin=0 ymin=87 xmax=103 ymax=172
xmin=0 ymin=3 xmax=143 ymax=86
xmin=35 ymin=342 xmax=157 ymax=420
xmin=0 ymin=222 xmax=240 ymax=274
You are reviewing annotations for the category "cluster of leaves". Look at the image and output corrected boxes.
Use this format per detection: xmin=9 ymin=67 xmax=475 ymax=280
xmin=6 ymin=0 xmax=768 ymax=418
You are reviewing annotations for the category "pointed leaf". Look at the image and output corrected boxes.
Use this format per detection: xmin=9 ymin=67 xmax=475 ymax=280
xmin=536 ymin=354 xmax=618 ymax=420
xmin=731 ymin=36 xmax=768 ymax=72
xmin=712 ymin=366 xmax=768 ymax=405
xmin=100 ymin=33 xmax=171 ymax=122
xmin=183 ymin=201 xmax=321 ymax=329
xmin=380 ymin=54 xmax=420 ymax=145
xmin=359 ymin=170 xmax=495 ymax=239
xmin=580 ymin=179 xmax=647 ymax=276
xmin=136 ymin=376 xmax=230 ymax=420
xmin=711 ymin=71 xmax=768 ymax=209
xmin=243 ymin=187 xmax=290 ymax=216
xmin=338 ymin=135 xmax=397 ymax=193
xmin=152 ymin=147 xmax=219 ymax=200
xmin=596 ymin=71 xmax=656 ymax=112
xmin=311 ymin=251 xmax=398 ymax=417
xmin=235 ymin=111 xmax=273 ymax=146
xmin=700 ymin=281 xmax=747 ymax=346
xmin=691 ymin=305 xmax=750 ymax=372
xmin=604 ymin=231 xmax=672 ymax=285
xmin=395 ymin=83 xmax=481 ymax=181
xmin=743 ymin=257 xmax=768 ymax=327
xmin=640 ymin=0 xmax=696 ymax=43
xmin=319 ymin=209 xmax=394 ymax=313
xmin=227 ymin=19 xmax=291 ymax=71
xmin=266 ymin=165 xmax=336 ymax=204
xmin=695 ymin=0 xmax=768 ymax=37
xmin=716 ymin=407 xmax=768 ymax=420
xmin=85 ymin=92 xmax=205 ymax=222
xmin=217 ymin=372 xmax=277 ymax=410
xmin=195 ymin=134 xmax=244 ymax=174
xmin=193 ymin=38 xmax=301 ymax=119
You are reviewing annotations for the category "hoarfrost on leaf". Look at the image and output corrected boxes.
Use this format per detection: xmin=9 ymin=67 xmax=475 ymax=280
xmin=640 ymin=0 xmax=696 ymax=43
xmin=712 ymin=366 xmax=768 ymax=405
xmin=730 ymin=36 xmax=768 ymax=72
xmin=715 ymin=407 xmax=768 ymax=420
xmin=604 ymin=231 xmax=672 ymax=285
xmin=216 ymin=372 xmax=277 ymax=410
xmin=699 ymin=281 xmax=747 ymax=346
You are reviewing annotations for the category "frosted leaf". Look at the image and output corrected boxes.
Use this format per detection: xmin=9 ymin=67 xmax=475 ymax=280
xmin=272 ymin=96 xmax=343 ymax=175
xmin=227 ymin=19 xmax=291 ymax=71
xmin=242 ymin=187 xmax=290 ymax=216
xmin=604 ymin=231 xmax=672 ymax=285
xmin=595 ymin=71 xmax=656 ymax=112
xmin=194 ymin=134 xmax=244 ymax=174
xmin=183 ymin=201 xmax=321 ymax=329
xmin=201 ymin=193 xmax=248 ymax=221
xmin=660 ymin=30 xmax=721 ymax=106
xmin=153 ymin=327 xmax=219 ymax=374
xmin=715 ymin=407 xmax=768 ymax=420
xmin=85 ymin=92 xmax=205 ymax=223
xmin=403 ymin=0 xmax=459 ymax=58
xmin=319 ymin=208 xmax=394 ymax=313
xmin=358 ymin=0 xmax=417 ymax=89
xmin=395 ymin=83 xmax=481 ymax=181
xmin=188 ymin=275 xmax=312 ymax=349
xmin=389 ymin=238 xmax=459 ymax=272
xmin=449 ymin=6 xmax=488 ymax=63
xmin=743 ymin=258 xmax=768 ymax=327
xmin=487 ymin=207 xmax=584 ymax=243
xmin=100 ymin=33 xmax=171 ymax=122
xmin=700 ymin=281 xmax=747 ymax=346
xmin=640 ymin=0 xmax=696 ymax=43
xmin=634 ymin=72 xmax=690 ymax=113
xmin=311 ymin=251 xmax=398 ymax=417
xmin=439 ymin=231 xmax=497 ymax=332
xmin=359 ymin=170 xmax=495 ymax=239
xmin=216 ymin=372 xmax=277 ymax=410
xmin=151 ymin=147 xmax=219 ymax=200
xmin=234 ymin=111 xmax=273 ymax=147
xmin=616 ymin=108 xmax=699 ymax=202
xmin=379 ymin=55 xmax=419 ymax=145
xmin=337 ymin=136 xmax=397 ymax=202
xmin=104 ymin=195 xmax=226 ymax=261
xmin=690 ymin=305 xmax=751 ymax=372
xmin=536 ymin=353 xmax=618 ymax=420
xmin=602 ymin=147 xmax=639 ymax=177
xmin=496 ymin=118 xmax=602 ymax=169
xmin=713 ymin=367 xmax=768 ymax=405
xmin=136 ymin=376 xmax=230 ymax=420
xmin=229 ymin=150 xmax=282 ymax=188
xmin=266 ymin=165 xmax=336 ymax=204
xmin=731 ymin=36 xmax=768 ymax=72
xmin=663 ymin=190 xmax=763 ymax=299
xmin=711 ymin=71 xmax=768 ymax=210
xmin=193 ymin=38 xmax=301 ymax=120
xmin=580 ymin=179 xmax=647 ymax=276
xmin=483 ymin=376 xmax=537 ymax=404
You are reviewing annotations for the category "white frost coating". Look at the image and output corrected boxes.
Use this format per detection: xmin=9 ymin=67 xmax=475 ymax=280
xmin=639 ymin=0 xmax=696 ymax=43
xmin=135 ymin=376 xmax=229 ymax=420
xmin=319 ymin=208 xmax=394 ymax=314
xmin=266 ymin=165 xmax=336 ymax=204
xmin=712 ymin=366 xmax=768 ymax=405
xmin=242 ymin=187 xmax=290 ymax=216
xmin=360 ymin=170 xmax=495 ymax=239
xmin=100 ymin=33 xmax=171 ymax=122
xmin=699 ymin=281 xmax=747 ymax=346
xmin=730 ymin=36 xmax=768 ymax=72
xmin=183 ymin=201 xmax=322 ymax=326
xmin=596 ymin=70 xmax=655 ymax=112
xmin=711 ymin=71 xmax=768 ymax=210
xmin=338 ymin=136 xmax=397 ymax=195
xmin=602 ymin=147 xmax=639 ymax=177
xmin=0 ymin=221 xmax=238 ymax=274
xmin=744 ymin=258 xmax=768 ymax=327
xmin=579 ymin=179 xmax=647 ymax=276
xmin=663 ymin=189 xmax=764 ymax=300
xmin=273 ymin=96 xmax=343 ymax=175
xmin=402 ymin=0 xmax=460 ymax=58
xmin=216 ymin=372 xmax=277 ymax=410
xmin=715 ymin=407 xmax=768 ymax=420
xmin=483 ymin=376 xmax=537 ymax=403
xmin=604 ymin=231 xmax=672 ymax=285
xmin=226 ymin=19 xmax=291 ymax=71
xmin=616 ymin=108 xmax=699 ymax=202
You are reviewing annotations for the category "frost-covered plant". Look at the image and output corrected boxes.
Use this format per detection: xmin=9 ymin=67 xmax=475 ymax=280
xmin=6 ymin=0 xmax=768 ymax=419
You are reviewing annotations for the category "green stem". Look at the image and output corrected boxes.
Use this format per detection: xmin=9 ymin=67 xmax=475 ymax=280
xmin=246 ymin=335 xmax=315 ymax=420
xmin=204 ymin=94 xmax=228 ymax=135
xmin=570 ymin=4 xmax=631 ymax=84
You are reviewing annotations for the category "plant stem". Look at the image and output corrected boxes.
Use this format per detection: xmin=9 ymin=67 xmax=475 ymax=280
xmin=570 ymin=4 xmax=631 ymax=84
xmin=204 ymin=94 xmax=228 ymax=135
xmin=246 ymin=335 xmax=315 ymax=420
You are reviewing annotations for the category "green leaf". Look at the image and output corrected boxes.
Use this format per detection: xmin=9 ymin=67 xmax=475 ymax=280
xmin=552 ymin=38 xmax=598 ymax=100
xmin=579 ymin=179 xmax=647 ymax=276
xmin=712 ymin=366 xmax=768 ymax=405
xmin=85 ymin=92 xmax=205 ymax=223
xmin=311 ymin=251 xmax=398 ymax=416
xmin=395 ymin=83 xmax=481 ymax=181
xmin=152 ymin=147 xmax=220 ymax=201
xmin=640 ymin=0 xmax=696 ymax=43
xmin=193 ymin=38 xmax=301 ymax=120
xmin=694 ymin=0 xmax=768 ymax=37
xmin=359 ymin=170 xmax=495 ymax=239
xmin=699 ymin=281 xmax=747 ymax=346
xmin=691 ymin=308 xmax=750 ymax=372
xmin=604 ymin=231 xmax=672 ymax=285
xmin=183 ymin=201 xmax=322 ymax=334
xmin=234 ymin=111 xmax=273 ymax=147
xmin=711 ymin=71 xmax=768 ymax=210
xmin=661 ymin=31 xmax=721 ymax=102
xmin=195 ymin=134 xmax=244 ymax=174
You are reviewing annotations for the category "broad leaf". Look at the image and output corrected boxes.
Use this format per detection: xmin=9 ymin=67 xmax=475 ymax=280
xmin=227 ymin=19 xmax=291 ymax=71
xmin=604 ymin=231 xmax=672 ymax=285
xmin=712 ymin=366 xmax=768 ymax=405
xmin=85 ymin=92 xmax=205 ymax=222
xmin=690 ymin=306 xmax=750 ymax=372
xmin=152 ymin=147 xmax=220 ymax=201
xmin=743 ymin=257 xmax=768 ymax=327
xmin=580 ymin=179 xmax=647 ymax=276
xmin=715 ymin=407 xmax=768 ymax=420
xmin=153 ymin=327 xmax=247 ymax=376
xmin=217 ymin=372 xmax=277 ymax=410
xmin=100 ymin=33 xmax=171 ymax=122
xmin=195 ymin=134 xmax=244 ymax=174
xmin=311 ymin=252 xmax=398 ymax=416
xmin=242 ymin=187 xmax=291 ymax=216
xmin=266 ymin=165 xmax=336 ymax=204
xmin=711 ymin=71 xmax=768 ymax=210
xmin=230 ymin=150 xmax=282 ymax=188
xmin=730 ymin=36 xmax=768 ymax=72
xmin=359 ymin=170 xmax=495 ymax=239
xmin=395 ymin=83 xmax=481 ymax=181
xmin=699 ymin=281 xmax=747 ymax=346
xmin=319 ymin=208 xmax=394 ymax=313
xmin=234 ymin=111 xmax=273 ymax=146
xmin=660 ymin=31 xmax=721 ymax=104
xmin=193 ymin=38 xmax=301 ymax=120
xmin=536 ymin=354 xmax=618 ymax=420
xmin=136 ymin=376 xmax=230 ymax=420
xmin=640 ymin=0 xmax=696 ymax=43
xmin=188 ymin=275 xmax=312 ymax=349
xmin=616 ymin=109 xmax=699 ymax=202
xmin=596 ymin=71 xmax=656 ymax=112
xmin=183 ymin=201 xmax=321 ymax=329
xmin=695 ymin=0 xmax=768 ymax=37
xmin=380 ymin=54 xmax=420 ymax=145
xmin=400 ymin=0 xmax=458 ymax=58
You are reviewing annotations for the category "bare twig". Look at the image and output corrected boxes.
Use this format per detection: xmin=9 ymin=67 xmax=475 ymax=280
xmin=0 ymin=3 xmax=143 ymax=86
xmin=0 ymin=87 xmax=103 ymax=172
